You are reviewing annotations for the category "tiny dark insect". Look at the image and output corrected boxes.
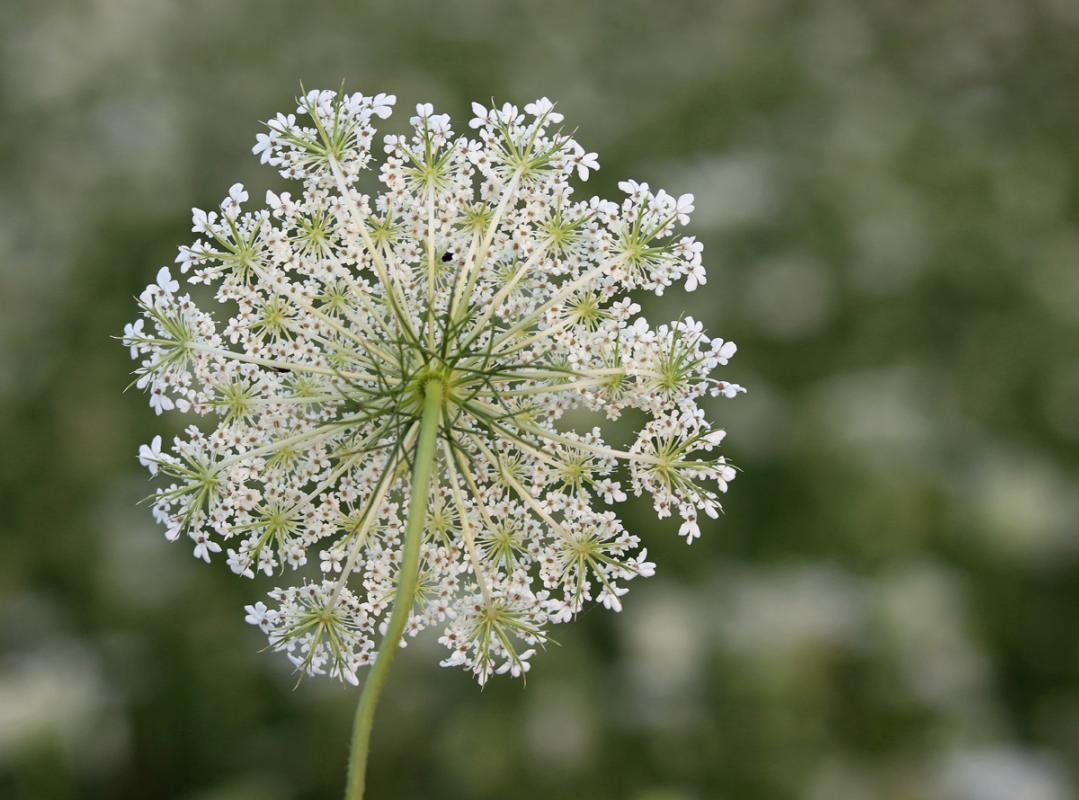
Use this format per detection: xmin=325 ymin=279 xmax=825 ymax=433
xmin=441 ymin=251 xmax=453 ymax=262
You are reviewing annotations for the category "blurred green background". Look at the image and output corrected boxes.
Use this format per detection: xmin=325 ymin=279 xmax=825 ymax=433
xmin=2 ymin=0 xmax=1078 ymax=798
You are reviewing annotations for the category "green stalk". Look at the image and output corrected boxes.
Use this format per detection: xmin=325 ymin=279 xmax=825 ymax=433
xmin=344 ymin=378 xmax=443 ymax=800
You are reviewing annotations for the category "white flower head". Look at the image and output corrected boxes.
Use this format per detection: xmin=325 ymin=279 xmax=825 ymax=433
xmin=137 ymin=434 xmax=164 ymax=474
xmin=121 ymin=88 xmax=744 ymax=686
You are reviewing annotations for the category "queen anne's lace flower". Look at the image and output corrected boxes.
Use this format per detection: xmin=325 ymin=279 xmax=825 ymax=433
xmin=123 ymin=89 xmax=745 ymax=686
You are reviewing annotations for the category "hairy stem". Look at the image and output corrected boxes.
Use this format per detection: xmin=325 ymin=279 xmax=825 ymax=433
xmin=344 ymin=378 xmax=443 ymax=800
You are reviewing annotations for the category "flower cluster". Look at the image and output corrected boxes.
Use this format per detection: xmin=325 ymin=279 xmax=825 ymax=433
xmin=123 ymin=89 xmax=744 ymax=685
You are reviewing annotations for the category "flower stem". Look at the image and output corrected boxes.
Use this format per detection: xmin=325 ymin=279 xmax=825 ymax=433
xmin=344 ymin=378 xmax=443 ymax=800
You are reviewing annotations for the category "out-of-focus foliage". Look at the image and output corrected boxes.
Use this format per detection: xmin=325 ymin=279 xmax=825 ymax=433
xmin=2 ymin=0 xmax=1077 ymax=798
